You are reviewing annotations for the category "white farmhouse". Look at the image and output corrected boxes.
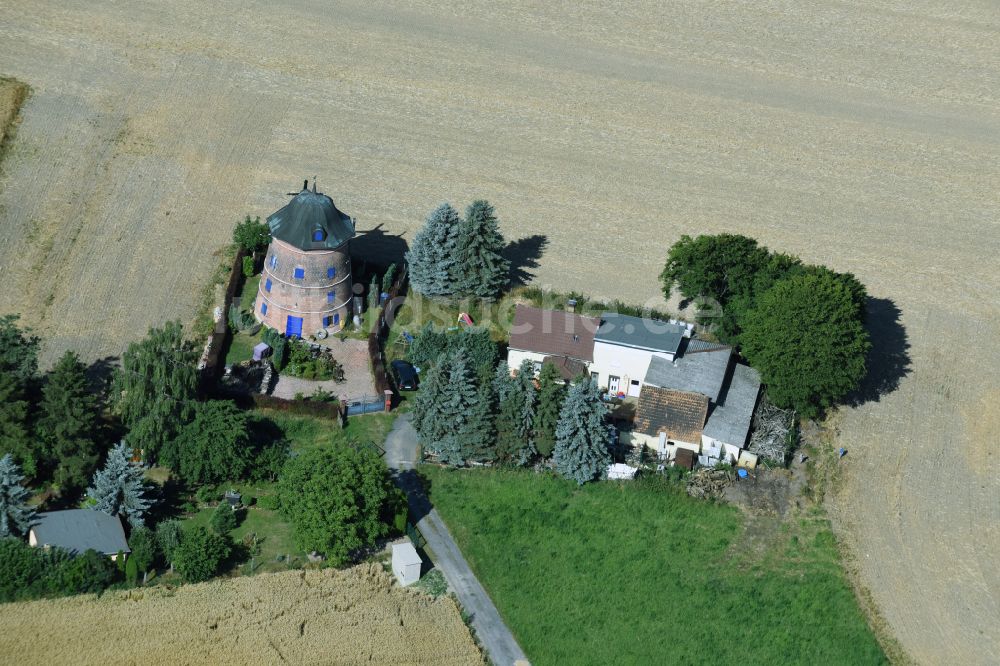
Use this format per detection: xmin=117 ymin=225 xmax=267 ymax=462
xmin=506 ymin=305 xmax=599 ymax=381
xmin=591 ymin=312 xmax=692 ymax=397
xmin=631 ymin=340 xmax=761 ymax=463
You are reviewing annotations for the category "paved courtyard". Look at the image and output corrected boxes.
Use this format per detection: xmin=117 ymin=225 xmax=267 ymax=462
xmin=271 ymin=336 xmax=375 ymax=401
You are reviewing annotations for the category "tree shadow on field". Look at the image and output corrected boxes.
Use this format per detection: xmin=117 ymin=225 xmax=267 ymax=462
xmin=504 ymin=234 xmax=548 ymax=288
xmin=393 ymin=468 xmax=433 ymax=524
xmin=85 ymin=355 xmax=119 ymax=395
xmin=351 ymin=224 xmax=409 ymax=269
xmin=845 ymin=297 xmax=912 ymax=407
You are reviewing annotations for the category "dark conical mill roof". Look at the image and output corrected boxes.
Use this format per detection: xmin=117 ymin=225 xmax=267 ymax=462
xmin=267 ymin=183 xmax=355 ymax=250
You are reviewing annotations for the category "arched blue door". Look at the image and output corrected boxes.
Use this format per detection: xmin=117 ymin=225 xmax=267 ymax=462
xmin=285 ymin=315 xmax=303 ymax=338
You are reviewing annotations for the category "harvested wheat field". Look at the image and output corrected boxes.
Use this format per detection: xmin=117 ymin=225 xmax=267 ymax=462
xmin=0 ymin=1 xmax=998 ymax=663
xmin=0 ymin=565 xmax=482 ymax=665
xmin=0 ymin=78 xmax=28 ymax=146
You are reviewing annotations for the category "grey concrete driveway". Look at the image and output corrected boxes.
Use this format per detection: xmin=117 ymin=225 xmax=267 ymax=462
xmin=385 ymin=415 xmax=529 ymax=666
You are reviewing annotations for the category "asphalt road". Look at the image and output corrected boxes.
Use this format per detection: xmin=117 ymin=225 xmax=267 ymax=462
xmin=384 ymin=414 xmax=529 ymax=666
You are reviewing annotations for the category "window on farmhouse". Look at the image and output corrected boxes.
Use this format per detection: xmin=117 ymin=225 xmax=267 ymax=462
xmin=293 ymin=267 xmax=305 ymax=279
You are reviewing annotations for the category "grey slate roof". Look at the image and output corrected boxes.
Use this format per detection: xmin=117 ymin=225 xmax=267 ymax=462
xmin=703 ymin=364 xmax=762 ymax=447
xmin=267 ymin=186 xmax=355 ymax=251
xmin=643 ymin=343 xmax=732 ymax=402
xmin=30 ymin=510 xmax=129 ymax=556
xmin=595 ymin=313 xmax=686 ymax=355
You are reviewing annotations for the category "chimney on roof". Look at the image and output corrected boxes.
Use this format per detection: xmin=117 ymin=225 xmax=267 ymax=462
xmin=303 ymin=179 xmax=308 ymax=190
xmin=312 ymin=176 xmax=317 ymax=194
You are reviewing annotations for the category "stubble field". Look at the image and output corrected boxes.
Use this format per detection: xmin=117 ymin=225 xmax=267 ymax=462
xmin=0 ymin=565 xmax=482 ymax=665
xmin=0 ymin=1 xmax=997 ymax=663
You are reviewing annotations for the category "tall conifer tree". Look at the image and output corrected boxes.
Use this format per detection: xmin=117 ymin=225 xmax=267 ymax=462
xmin=36 ymin=351 xmax=101 ymax=494
xmin=87 ymin=441 xmax=152 ymax=528
xmin=534 ymin=362 xmax=566 ymax=458
xmin=0 ymin=372 xmax=35 ymax=477
xmin=553 ymin=381 xmax=611 ymax=485
xmin=0 ymin=454 xmax=35 ymax=538
xmin=406 ymin=203 xmax=461 ymax=299
xmin=455 ymin=200 xmax=510 ymax=299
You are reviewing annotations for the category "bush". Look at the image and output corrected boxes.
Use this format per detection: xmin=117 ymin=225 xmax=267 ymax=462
xmin=173 ymin=527 xmax=232 ymax=583
xmin=196 ymin=486 xmax=219 ymax=504
xmin=210 ymin=505 xmax=242 ymax=535
xmin=256 ymin=495 xmax=279 ymax=511
xmin=232 ymin=216 xmax=269 ymax=254
xmin=242 ymin=255 xmax=255 ymax=277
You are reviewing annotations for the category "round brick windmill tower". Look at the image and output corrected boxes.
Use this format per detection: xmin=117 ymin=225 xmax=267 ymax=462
xmin=255 ymin=180 xmax=355 ymax=337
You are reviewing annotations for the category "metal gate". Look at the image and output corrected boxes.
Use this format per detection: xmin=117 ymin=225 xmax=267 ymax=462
xmin=345 ymin=394 xmax=387 ymax=416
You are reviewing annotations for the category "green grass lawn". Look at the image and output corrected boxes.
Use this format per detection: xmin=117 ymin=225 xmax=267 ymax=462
xmin=182 ymin=484 xmax=298 ymax=574
xmin=421 ymin=467 xmax=885 ymax=666
xmin=252 ymin=409 xmax=396 ymax=454
xmin=224 ymin=273 xmax=263 ymax=365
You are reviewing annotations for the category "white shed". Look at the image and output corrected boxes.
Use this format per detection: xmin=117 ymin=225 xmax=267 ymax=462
xmin=392 ymin=541 xmax=422 ymax=586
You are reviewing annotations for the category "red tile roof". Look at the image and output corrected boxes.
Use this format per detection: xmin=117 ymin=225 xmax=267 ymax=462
xmin=634 ymin=386 xmax=709 ymax=445
xmin=508 ymin=305 xmax=599 ymax=362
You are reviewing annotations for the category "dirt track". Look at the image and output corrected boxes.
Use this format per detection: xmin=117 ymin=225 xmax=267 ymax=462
xmin=0 ymin=1 xmax=998 ymax=662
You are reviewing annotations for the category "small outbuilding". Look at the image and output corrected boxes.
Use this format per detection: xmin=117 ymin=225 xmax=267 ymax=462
xmin=252 ymin=342 xmax=272 ymax=361
xmin=392 ymin=540 xmax=422 ymax=587
xmin=28 ymin=509 xmax=130 ymax=560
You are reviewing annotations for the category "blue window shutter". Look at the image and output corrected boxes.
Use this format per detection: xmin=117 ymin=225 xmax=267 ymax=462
xmin=334 ymin=313 xmax=340 ymax=325
xmin=327 ymin=267 xmax=336 ymax=279
xmin=265 ymin=278 xmax=272 ymax=292
xmin=293 ymin=267 xmax=305 ymax=279
xmin=327 ymin=291 xmax=334 ymax=303
xmin=313 ymin=229 xmax=325 ymax=242
xmin=323 ymin=316 xmax=332 ymax=326
xmin=261 ymin=303 xmax=268 ymax=315
xmin=270 ymin=255 xmax=277 ymax=269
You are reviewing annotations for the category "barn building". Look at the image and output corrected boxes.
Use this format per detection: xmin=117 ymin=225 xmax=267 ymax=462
xmin=255 ymin=180 xmax=355 ymax=337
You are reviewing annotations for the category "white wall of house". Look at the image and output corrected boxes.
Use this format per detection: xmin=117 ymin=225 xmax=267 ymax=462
xmin=701 ymin=434 xmax=741 ymax=463
xmin=591 ymin=342 xmax=673 ymax=396
xmin=627 ymin=430 xmax=701 ymax=461
xmin=506 ymin=349 xmax=546 ymax=374
xmin=506 ymin=348 xmax=594 ymax=377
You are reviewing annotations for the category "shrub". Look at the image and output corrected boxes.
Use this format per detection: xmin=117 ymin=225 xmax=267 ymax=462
xmin=242 ymin=255 xmax=255 ymax=277
xmin=210 ymin=505 xmax=242 ymax=535
xmin=196 ymin=486 xmax=219 ymax=504
xmin=173 ymin=527 xmax=231 ymax=583
xmin=256 ymin=495 xmax=280 ymax=511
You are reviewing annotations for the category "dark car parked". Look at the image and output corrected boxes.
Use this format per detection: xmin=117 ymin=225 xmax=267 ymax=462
xmin=391 ymin=360 xmax=419 ymax=390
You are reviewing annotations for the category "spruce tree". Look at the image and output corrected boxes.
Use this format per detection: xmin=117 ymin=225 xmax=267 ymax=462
xmin=406 ymin=203 xmax=461 ymax=299
xmin=0 ymin=372 xmax=35 ymax=477
xmin=111 ymin=321 xmax=198 ymax=463
xmin=494 ymin=360 xmax=537 ymax=465
xmin=87 ymin=441 xmax=152 ymax=528
xmin=455 ymin=200 xmax=510 ymax=299
xmin=0 ymin=454 xmax=35 ymax=538
xmin=435 ymin=350 xmax=480 ymax=465
xmin=493 ymin=361 xmax=515 ymax=404
xmin=553 ymin=381 xmax=612 ymax=485
xmin=459 ymin=378 xmax=497 ymax=463
xmin=0 ymin=314 xmax=40 ymax=384
xmin=534 ymin=362 xmax=566 ymax=458
xmin=36 ymin=351 xmax=101 ymax=494
xmin=411 ymin=356 xmax=450 ymax=446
